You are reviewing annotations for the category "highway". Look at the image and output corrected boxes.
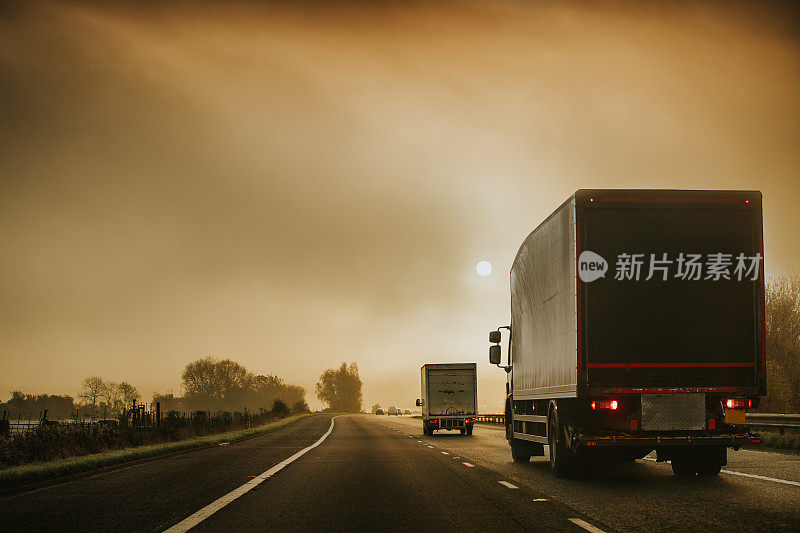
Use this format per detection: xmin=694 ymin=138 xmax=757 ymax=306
xmin=1 ymin=414 xmax=798 ymax=532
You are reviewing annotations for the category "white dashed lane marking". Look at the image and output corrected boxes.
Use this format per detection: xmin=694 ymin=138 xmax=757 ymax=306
xmin=497 ymin=481 xmax=518 ymax=489
xmin=569 ymin=518 xmax=606 ymax=533
xmin=462 ymin=462 xmax=474 ymax=467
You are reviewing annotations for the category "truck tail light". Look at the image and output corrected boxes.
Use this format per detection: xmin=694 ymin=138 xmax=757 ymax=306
xmin=465 ymin=418 xmax=472 ymax=423
xmin=591 ymin=400 xmax=618 ymax=411
xmin=725 ymin=398 xmax=751 ymax=409
xmin=630 ymin=419 xmax=639 ymax=430
xmin=431 ymin=419 xmax=438 ymax=424
xmin=708 ymin=418 xmax=715 ymax=430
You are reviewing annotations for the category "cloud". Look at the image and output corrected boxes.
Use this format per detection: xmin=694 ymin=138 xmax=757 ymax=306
xmin=0 ymin=1 xmax=798 ymax=410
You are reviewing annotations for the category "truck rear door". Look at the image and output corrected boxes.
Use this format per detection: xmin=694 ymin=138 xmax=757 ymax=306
xmin=427 ymin=369 xmax=477 ymax=416
xmin=576 ymin=190 xmax=764 ymax=393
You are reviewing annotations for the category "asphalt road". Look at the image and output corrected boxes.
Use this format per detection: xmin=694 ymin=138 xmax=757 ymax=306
xmin=2 ymin=414 xmax=799 ymax=532
xmin=379 ymin=415 xmax=800 ymax=532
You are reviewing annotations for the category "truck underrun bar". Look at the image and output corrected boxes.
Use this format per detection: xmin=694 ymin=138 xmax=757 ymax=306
xmin=587 ymin=363 xmax=755 ymax=368
xmin=579 ymin=434 xmax=761 ymax=447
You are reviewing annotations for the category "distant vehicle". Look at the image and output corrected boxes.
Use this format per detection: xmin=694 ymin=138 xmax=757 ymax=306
xmin=417 ymin=363 xmax=477 ymax=436
xmin=376 ymin=408 xmax=385 ymax=415
xmin=387 ymin=406 xmax=399 ymax=416
xmin=490 ymin=189 xmax=765 ymax=477
xmin=404 ymin=409 xmax=411 ymax=415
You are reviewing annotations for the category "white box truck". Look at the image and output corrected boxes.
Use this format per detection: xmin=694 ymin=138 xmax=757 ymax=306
xmin=416 ymin=363 xmax=477 ymax=436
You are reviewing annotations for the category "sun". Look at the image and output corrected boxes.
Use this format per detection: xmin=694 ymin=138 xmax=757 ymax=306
xmin=476 ymin=260 xmax=492 ymax=276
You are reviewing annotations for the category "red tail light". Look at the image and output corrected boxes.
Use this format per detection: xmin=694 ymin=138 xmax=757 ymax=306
xmin=708 ymin=418 xmax=716 ymax=430
xmin=630 ymin=419 xmax=639 ymax=430
xmin=591 ymin=400 xmax=619 ymax=411
xmin=725 ymin=398 xmax=751 ymax=409
xmin=465 ymin=418 xmax=472 ymax=423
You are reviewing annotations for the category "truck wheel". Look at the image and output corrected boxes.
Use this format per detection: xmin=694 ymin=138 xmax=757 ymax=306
xmin=696 ymin=461 xmax=721 ymax=477
xmin=548 ymin=411 xmax=574 ymax=477
xmin=671 ymin=456 xmax=696 ymax=477
xmin=423 ymin=423 xmax=429 ymax=436
xmin=511 ymin=437 xmax=531 ymax=463
xmin=696 ymin=447 xmax=724 ymax=477
xmin=466 ymin=426 xmax=473 ymax=436
xmin=460 ymin=428 xmax=466 ymax=435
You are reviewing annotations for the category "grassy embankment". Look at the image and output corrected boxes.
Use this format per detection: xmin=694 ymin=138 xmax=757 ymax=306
xmin=758 ymin=431 xmax=800 ymax=452
xmin=0 ymin=414 xmax=311 ymax=490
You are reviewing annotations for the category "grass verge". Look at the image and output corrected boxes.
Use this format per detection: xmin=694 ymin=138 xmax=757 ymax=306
xmin=757 ymin=431 xmax=800 ymax=453
xmin=0 ymin=414 xmax=311 ymax=491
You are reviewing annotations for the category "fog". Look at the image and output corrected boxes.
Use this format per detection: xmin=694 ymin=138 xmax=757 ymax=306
xmin=1 ymin=1 xmax=798 ymax=411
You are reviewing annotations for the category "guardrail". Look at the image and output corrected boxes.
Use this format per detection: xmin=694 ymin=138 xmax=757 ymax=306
xmin=475 ymin=413 xmax=800 ymax=433
xmin=745 ymin=413 xmax=800 ymax=434
xmin=475 ymin=414 xmax=505 ymax=424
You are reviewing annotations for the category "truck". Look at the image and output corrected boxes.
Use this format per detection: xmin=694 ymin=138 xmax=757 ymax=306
xmin=489 ymin=189 xmax=764 ymax=477
xmin=416 ymin=363 xmax=477 ymax=436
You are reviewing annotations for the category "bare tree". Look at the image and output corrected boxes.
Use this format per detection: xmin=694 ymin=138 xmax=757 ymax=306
xmin=79 ymin=376 xmax=107 ymax=407
xmin=118 ymin=382 xmax=141 ymax=407
xmin=102 ymin=382 xmax=125 ymax=416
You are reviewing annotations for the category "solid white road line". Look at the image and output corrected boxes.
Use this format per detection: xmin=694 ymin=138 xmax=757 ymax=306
xmin=720 ymin=469 xmax=800 ymax=486
xmin=163 ymin=417 xmax=337 ymax=533
xmin=462 ymin=462 xmax=475 ymax=467
xmin=642 ymin=457 xmax=800 ymax=486
xmin=497 ymin=481 xmax=518 ymax=489
xmin=569 ymin=518 xmax=606 ymax=533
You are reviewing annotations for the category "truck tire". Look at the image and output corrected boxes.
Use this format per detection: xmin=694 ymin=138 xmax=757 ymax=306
xmin=423 ymin=422 xmax=429 ymax=436
xmin=671 ymin=457 xmax=696 ymax=477
xmin=548 ymin=410 xmax=574 ymax=477
xmin=511 ymin=437 xmax=531 ymax=463
xmin=696 ymin=460 xmax=722 ymax=477
xmin=696 ymin=446 xmax=725 ymax=477
xmin=460 ymin=428 xmax=466 ymax=435
xmin=466 ymin=426 xmax=473 ymax=436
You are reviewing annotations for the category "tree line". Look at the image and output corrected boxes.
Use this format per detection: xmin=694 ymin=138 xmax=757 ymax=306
xmin=173 ymin=356 xmax=308 ymax=413
xmin=761 ymin=273 xmax=800 ymax=413
xmin=2 ymin=358 xmax=365 ymax=420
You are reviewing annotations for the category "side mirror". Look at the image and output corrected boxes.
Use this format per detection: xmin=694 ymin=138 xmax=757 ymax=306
xmin=489 ymin=330 xmax=502 ymax=344
xmin=415 ymin=399 xmax=421 ymax=407
xmin=489 ymin=344 xmax=502 ymax=365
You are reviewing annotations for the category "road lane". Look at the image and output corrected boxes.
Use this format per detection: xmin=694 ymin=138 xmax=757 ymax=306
xmin=0 ymin=415 xmax=336 ymax=532
xmin=3 ymin=413 xmax=797 ymax=532
xmin=192 ymin=415 xmax=601 ymax=532
xmin=376 ymin=415 xmax=800 ymax=532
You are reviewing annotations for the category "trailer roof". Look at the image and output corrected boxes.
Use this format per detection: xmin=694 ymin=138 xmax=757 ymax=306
xmin=512 ymin=189 xmax=761 ymax=272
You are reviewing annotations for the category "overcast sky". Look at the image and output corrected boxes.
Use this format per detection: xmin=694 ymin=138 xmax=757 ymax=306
xmin=1 ymin=1 xmax=799 ymax=411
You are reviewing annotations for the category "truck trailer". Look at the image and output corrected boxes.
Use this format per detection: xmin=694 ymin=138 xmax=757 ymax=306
xmin=417 ymin=363 xmax=477 ymax=436
xmin=489 ymin=189 xmax=764 ymax=477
